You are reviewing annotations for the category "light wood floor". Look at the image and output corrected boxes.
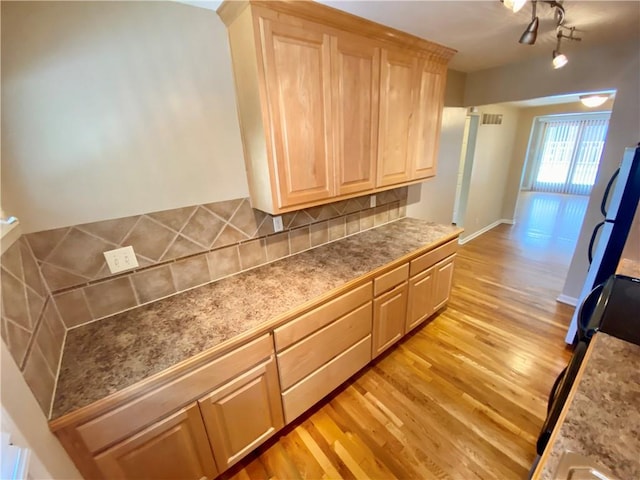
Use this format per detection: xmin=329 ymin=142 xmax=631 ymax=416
xmin=221 ymin=219 xmax=576 ymax=480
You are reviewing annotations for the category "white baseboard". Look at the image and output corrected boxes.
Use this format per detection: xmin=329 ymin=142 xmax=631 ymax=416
xmin=556 ymin=294 xmax=578 ymax=307
xmin=459 ymin=219 xmax=513 ymax=245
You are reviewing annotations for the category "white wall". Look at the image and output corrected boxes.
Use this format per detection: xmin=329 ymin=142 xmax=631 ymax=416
xmin=407 ymin=108 xmax=467 ymax=224
xmin=1 ymin=342 xmax=82 ymax=479
xmin=1 ymin=1 xmax=248 ymax=233
xmin=461 ymin=105 xmax=520 ymax=240
xmin=465 ymin=39 xmax=640 ymax=299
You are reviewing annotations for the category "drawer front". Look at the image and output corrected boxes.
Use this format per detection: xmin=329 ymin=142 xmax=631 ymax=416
xmin=277 ymin=302 xmax=372 ymax=390
xmin=281 ymin=335 xmax=372 ymax=424
xmin=77 ymin=334 xmax=274 ymax=454
xmin=274 ymin=282 xmax=372 ymax=351
xmin=374 ymin=263 xmax=409 ymax=296
xmin=409 ymin=239 xmax=458 ymax=277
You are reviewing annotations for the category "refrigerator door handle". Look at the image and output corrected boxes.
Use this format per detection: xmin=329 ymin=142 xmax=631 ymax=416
xmin=601 ymin=167 xmax=620 ymax=217
xmin=588 ymin=221 xmax=606 ymax=264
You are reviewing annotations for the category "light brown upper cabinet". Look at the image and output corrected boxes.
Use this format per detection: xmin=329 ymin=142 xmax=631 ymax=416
xmin=218 ymin=0 xmax=455 ymax=214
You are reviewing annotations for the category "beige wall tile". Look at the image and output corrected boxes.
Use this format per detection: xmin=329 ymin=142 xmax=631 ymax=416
xmin=1 ymin=241 xmax=23 ymax=281
xmin=54 ymin=289 xmax=93 ymax=328
xmin=78 ymin=216 xmax=140 ymax=244
xmin=1 ymin=269 xmax=30 ymax=330
xmin=289 ymin=211 xmax=314 ymax=228
xmin=374 ymin=205 xmax=390 ymax=226
xmin=346 ymin=213 xmax=360 ymax=235
xmin=132 ymin=266 xmax=176 ymax=304
xmin=1 ymin=318 xmax=31 ymax=367
xmin=39 ymin=263 xmax=90 ymax=292
xmin=329 ymin=217 xmax=346 ymax=241
xmin=122 ymin=217 xmax=177 ymax=262
xmin=180 ymin=207 xmax=224 ymax=248
xmin=41 ymin=300 xmax=65 ymax=346
xmin=20 ymin=240 xmax=47 ymax=297
xmin=203 ymin=198 xmax=242 ymax=221
xmin=229 ymin=199 xmax=265 ymax=237
xmin=161 ymin=235 xmax=204 ymax=261
xmin=265 ymin=233 xmax=290 ymax=261
xmin=208 ymin=246 xmax=241 ymax=280
xmin=171 ymin=255 xmax=211 ymax=291
xmin=84 ymin=277 xmax=138 ymax=319
xmin=238 ymin=239 xmax=267 ymax=269
xmin=212 ymin=225 xmax=248 ymax=249
xmin=47 ymin=228 xmax=114 ymax=278
xmin=25 ymin=288 xmax=45 ymax=330
xmin=343 ymin=199 xmax=362 ymax=214
xmin=310 ymin=221 xmax=329 ymax=247
xmin=25 ymin=228 xmax=69 ymax=261
xmin=289 ymin=227 xmax=310 ymax=254
xmin=22 ymin=344 xmax=56 ymax=415
xmin=389 ymin=201 xmax=400 ymax=221
xmin=360 ymin=208 xmax=375 ymax=230
xmin=34 ymin=314 xmax=63 ymax=375
xmin=148 ymin=206 xmax=196 ymax=232
xmin=399 ymin=200 xmax=407 ymax=217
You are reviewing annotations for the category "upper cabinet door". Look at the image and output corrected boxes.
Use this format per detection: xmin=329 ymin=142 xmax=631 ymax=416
xmin=377 ymin=48 xmax=418 ymax=188
xmin=332 ymin=34 xmax=379 ymax=196
xmin=411 ymin=60 xmax=447 ymax=180
xmin=260 ymin=18 xmax=334 ymax=208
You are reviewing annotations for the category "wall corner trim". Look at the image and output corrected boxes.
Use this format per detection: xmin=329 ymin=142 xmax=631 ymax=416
xmin=556 ymin=294 xmax=578 ymax=307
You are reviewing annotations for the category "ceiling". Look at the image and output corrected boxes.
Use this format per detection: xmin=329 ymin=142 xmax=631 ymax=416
xmin=183 ymin=0 xmax=640 ymax=73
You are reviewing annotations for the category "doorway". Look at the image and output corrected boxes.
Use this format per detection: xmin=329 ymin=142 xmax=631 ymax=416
xmin=452 ymin=114 xmax=480 ymax=226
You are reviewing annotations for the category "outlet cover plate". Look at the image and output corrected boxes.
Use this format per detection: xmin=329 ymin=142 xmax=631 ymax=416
xmin=104 ymin=246 xmax=139 ymax=274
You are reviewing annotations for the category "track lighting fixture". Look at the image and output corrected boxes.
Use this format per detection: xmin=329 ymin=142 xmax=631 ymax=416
xmin=519 ymin=0 xmax=539 ymax=45
xmin=502 ymin=0 xmax=528 ymax=13
xmin=552 ymin=26 xmax=581 ymax=69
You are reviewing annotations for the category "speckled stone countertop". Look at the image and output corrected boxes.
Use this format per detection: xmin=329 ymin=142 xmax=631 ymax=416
xmin=51 ymin=218 xmax=462 ymax=419
xmin=539 ymin=333 xmax=640 ymax=479
xmin=617 ymin=258 xmax=640 ymax=279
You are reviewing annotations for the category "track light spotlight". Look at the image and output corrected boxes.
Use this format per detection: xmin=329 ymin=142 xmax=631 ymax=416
xmin=503 ymin=0 xmax=528 ymax=13
xmin=552 ymin=27 xmax=581 ymax=70
xmin=519 ymin=16 xmax=539 ymax=45
xmin=552 ymin=51 xmax=568 ymax=69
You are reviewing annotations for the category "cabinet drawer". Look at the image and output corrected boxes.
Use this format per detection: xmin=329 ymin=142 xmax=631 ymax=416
xmin=277 ymin=302 xmax=372 ymax=390
xmin=374 ymin=263 xmax=409 ymax=296
xmin=409 ymin=239 xmax=458 ymax=277
xmin=274 ymin=282 xmax=372 ymax=351
xmin=281 ymin=335 xmax=371 ymax=424
xmin=77 ymin=334 xmax=274 ymax=454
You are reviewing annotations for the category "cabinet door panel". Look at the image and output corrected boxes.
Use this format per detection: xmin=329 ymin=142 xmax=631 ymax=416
xmin=377 ymin=49 xmax=417 ymax=187
xmin=94 ymin=404 xmax=217 ymax=480
xmin=412 ymin=61 xmax=446 ymax=180
xmin=333 ymin=34 xmax=379 ymax=195
xmin=372 ymin=282 xmax=408 ymax=358
xmin=433 ymin=255 xmax=455 ymax=312
xmin=407 ymin=267 xmax=435 ymax=332
xmin=261 ymin=19 xmax=334 ymax=207
xmin=199 ymin=358 xmax=284 ymax=471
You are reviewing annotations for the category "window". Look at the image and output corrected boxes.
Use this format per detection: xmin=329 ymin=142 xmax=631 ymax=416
xmin=524 ymin=113 xmax=610 ymax=196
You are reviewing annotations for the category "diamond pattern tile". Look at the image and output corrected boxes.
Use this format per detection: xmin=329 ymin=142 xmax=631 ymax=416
xmin=123 ymin=217 xmax=177 ymax=262
xmin=180 ymin=207 xmax=225 ymax=248
xmin=148 ymin=207 xmax=196 ymax=232
xmin=47 ymin=228 xmax=115 ymax=278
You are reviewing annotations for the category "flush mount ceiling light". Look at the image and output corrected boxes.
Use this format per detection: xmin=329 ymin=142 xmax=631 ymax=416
xmin=580 ymin=94 xmax=609 ymax=108
xmin=552 ymin=26 xmax=581 ymax=69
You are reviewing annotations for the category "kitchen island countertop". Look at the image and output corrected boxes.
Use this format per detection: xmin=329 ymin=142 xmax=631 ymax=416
xmin=537 ymin=333 xmax=640 ymax=479
xmin=51 ymin=218 xmax=462 ymax=419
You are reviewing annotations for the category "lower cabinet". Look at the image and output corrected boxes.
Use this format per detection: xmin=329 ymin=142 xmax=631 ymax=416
xmin=52 ymin=238 xmax=459 ymax=480
xmin=372 ymin=282 xmax=408 ymax=357
xmin=199 ymin=359 xmax=283 ymax=471
xmin=94 ymin=403 xmax=219 ymax=480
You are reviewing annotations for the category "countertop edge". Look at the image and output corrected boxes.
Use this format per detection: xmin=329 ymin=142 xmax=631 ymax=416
xmin=49 ymin=227 xmax=462 ymax=430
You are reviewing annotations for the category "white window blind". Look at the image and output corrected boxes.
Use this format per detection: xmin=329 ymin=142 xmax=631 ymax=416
xmin=527 ymin=114 xmax=610 ymax=196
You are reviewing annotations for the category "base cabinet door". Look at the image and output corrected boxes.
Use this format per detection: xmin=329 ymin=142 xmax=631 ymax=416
xmin=372 ymin=282 xmax=408 ymax=358
xmin=198 ymin=358 xmax=284 ymax=471
xmin=433 ymin=255 xmax=455 ymax=312
xmin=407 ymin=267 xmax=435 ymax=332
xmin=94 ymin=403 xmax=218 ymax=480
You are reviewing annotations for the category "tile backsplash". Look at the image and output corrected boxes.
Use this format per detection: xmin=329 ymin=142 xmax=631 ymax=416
xmin=1 ymin=188 xmax=407 ymax=416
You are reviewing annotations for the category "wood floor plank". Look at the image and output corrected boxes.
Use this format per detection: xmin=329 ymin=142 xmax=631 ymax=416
xmin=224 ymin=204 xmax=577 ymax=479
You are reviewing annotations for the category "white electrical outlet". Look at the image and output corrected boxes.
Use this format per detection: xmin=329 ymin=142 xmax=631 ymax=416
xmin=104 ymin=246 xmax=139 ymax=274
xmin=273 ymin=216 xmax=284 ymax=233
xmin=370 ymin=195 xmax=377 ymax=208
